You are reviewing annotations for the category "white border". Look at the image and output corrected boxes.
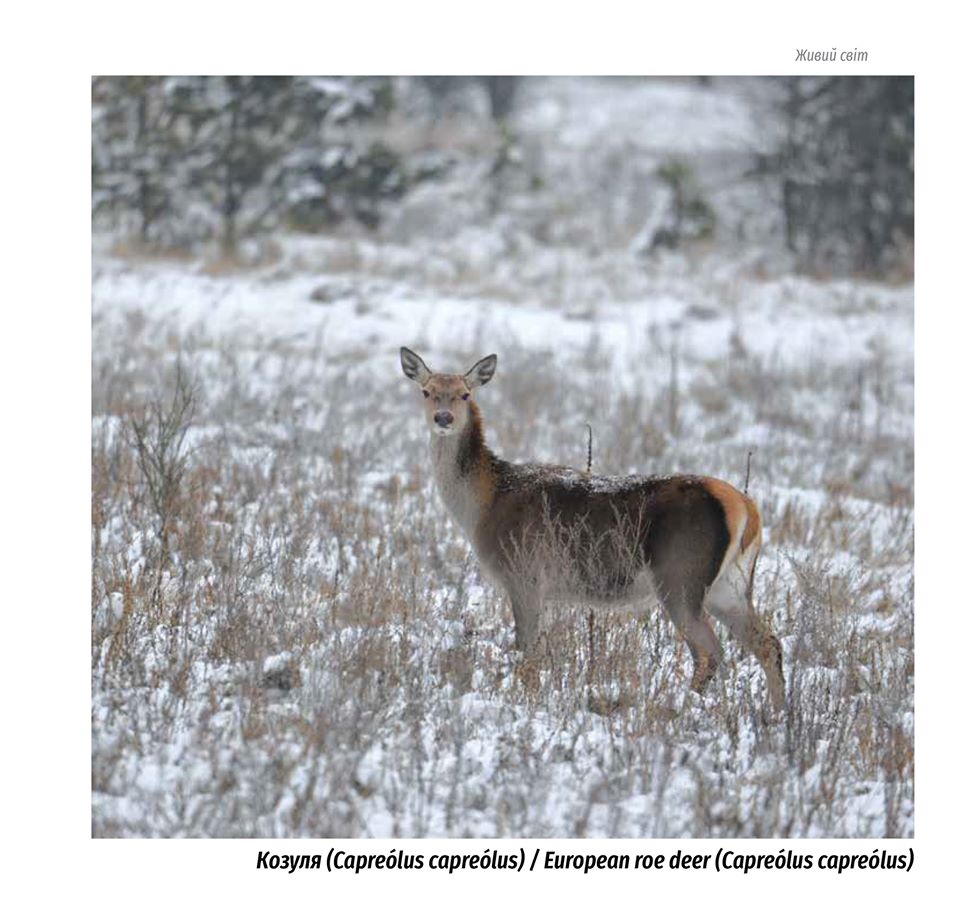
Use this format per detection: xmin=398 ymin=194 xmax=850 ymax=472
xmin=6 ymin=1 xmax=951 ymax=908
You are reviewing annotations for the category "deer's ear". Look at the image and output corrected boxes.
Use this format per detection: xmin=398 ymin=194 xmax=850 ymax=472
xmin=464 ymin=353 xmax=497 ymax=389
xmin=400 ymin=347 xmax=432 ymax=384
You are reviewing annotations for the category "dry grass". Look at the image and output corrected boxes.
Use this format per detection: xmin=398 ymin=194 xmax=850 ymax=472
xmin=91 ymin=296 xmax=913 ymax=838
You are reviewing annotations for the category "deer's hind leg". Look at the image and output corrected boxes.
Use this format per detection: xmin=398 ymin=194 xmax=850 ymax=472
xmin=658 ymin=584 xmax=723 ymax=696
xmin=704 ymin=573 xmax=785 ymax=710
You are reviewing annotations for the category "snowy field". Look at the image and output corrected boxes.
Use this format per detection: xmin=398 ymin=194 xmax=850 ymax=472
xmin=91 ymin=78 xmax=914 ymax=837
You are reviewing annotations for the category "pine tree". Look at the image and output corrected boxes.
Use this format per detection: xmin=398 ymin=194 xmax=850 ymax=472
xmin=93 ymin=76 xmax=398 ymax=253
xmin=92 ymin=76 xmax=177 ymax=244
xmin=771 ymin=76 xmax=913 ymax=275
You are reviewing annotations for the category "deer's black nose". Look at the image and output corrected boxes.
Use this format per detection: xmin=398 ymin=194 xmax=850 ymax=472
xmin=434 ymin=411 xmax=454 ymax=428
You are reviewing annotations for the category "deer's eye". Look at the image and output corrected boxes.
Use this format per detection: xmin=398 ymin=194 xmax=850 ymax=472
xmin=422 ymin=389 xmax=429 ymax=398
xmin=461 ymin=393 xmax=470 ymax=401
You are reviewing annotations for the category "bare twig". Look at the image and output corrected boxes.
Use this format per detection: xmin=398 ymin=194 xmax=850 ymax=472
xmin=585 ymin=423 xmax=593 ymax=476
xmin=128 ymin=359 xmax=198 ymax=613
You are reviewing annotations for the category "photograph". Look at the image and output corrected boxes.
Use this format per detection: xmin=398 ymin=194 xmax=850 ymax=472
xmin=90 ymin=74 xmax=914 ymax=839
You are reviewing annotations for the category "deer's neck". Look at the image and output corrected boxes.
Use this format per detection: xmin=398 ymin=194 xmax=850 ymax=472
xmin=430 ymin=400 xmax=496 ymax=538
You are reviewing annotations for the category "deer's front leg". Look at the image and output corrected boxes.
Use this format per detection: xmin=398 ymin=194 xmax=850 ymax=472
xmin=507 ymin=584 xmax=542 ymax=654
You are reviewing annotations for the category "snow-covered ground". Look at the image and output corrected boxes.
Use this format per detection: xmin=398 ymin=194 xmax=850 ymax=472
xmin=91 ymin=77 xmax=913 ymax=837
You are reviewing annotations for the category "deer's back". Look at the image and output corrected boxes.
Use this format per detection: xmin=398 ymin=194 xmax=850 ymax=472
xmin=475 ymin=465 xmax=742 ymax=604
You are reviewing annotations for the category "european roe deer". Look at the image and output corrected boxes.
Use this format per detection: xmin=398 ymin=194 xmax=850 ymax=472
xmin=400 ymin=347 xmax=785 ymax=709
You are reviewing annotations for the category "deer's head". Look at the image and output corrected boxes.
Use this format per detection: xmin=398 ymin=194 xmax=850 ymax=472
xmin=400 ymin=347 xmax=497 ymax=437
